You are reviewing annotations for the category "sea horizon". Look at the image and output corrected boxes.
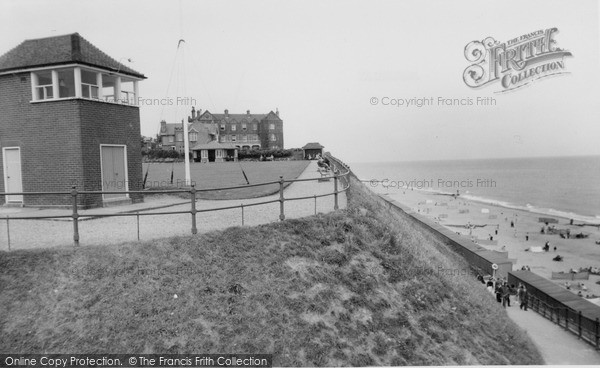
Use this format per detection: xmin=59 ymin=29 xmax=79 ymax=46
xmin=350 ymin=153 xmax=600 ymax=165
xmin=350 ymin=155 xmax=600 ymax=224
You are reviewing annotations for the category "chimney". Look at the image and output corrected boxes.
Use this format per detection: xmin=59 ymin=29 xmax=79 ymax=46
xmin=246 ymin=110 xmax=250 ymax=116
xmin=276 ymin=108 xmax=279 ymax=117
xmin=225 ymin=109 xmax=229 ymax=118
xmin=191 ymin=106 xmax=196 ymax=119
xmin=160 ymin=120 xmax=167 ymax=132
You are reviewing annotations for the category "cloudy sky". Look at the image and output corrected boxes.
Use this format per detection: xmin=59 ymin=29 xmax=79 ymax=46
xmin=1 ymin=0 xmax=599 ymax=162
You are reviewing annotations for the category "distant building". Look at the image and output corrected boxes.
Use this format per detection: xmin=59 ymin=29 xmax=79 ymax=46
xmin=0 ymin=33 xmax=146 ymax=207
xmin=159 ymin=108 xmax=284 ymax=161
xmin=302 ymin=142 xmax=324 ymax=159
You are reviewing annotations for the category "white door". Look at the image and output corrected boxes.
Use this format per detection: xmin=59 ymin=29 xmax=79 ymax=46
xmin=101 ymin=145 xmax=128 ymax=200
xmin=3 ymin=147 xmax=23 ymax=203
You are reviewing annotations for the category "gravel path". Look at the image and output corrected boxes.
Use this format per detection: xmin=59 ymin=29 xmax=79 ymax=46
xmin=0 ymin=162 xmax=347 ymax=250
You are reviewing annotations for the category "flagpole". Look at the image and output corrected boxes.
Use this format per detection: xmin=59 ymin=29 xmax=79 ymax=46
xmin=183 ymin=118 xmax=191 ymax=186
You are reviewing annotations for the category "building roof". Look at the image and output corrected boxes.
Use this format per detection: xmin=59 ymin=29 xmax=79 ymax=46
xmin=191 ymin=141 xmax=238 ymax=150
xmin=0 ymin=33 xmax=145 ymax=79
xmin=196 ymin=110 xmax=281 ymax=123
xmin=302 ymin=142 xmax=324 ymax=150
xmin=160 ymin=121 xmax=217 ymax=136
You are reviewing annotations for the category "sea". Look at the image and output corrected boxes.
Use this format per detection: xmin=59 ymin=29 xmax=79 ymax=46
xmin=350 ymin=155 xmax=600 ymax=224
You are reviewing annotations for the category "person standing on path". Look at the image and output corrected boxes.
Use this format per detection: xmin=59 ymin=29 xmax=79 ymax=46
xmin=518 ymin=286 xmax=529 ymax=311
xmin=502 ymin=283 xmax=510 ymax=308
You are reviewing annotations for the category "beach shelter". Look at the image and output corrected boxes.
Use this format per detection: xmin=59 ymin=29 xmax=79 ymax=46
xmin=302 ymin=142 xmax=324 ymax=159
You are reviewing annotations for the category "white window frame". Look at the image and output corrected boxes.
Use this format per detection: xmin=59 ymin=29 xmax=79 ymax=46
xmin=231 ymin=124 xmax=237 ymax=132
xmin=269 ymin=123 xmax=275 ymax=130
xmin=32 ymin=70 xmax=54 ymax=100
xmin=190 ymin=132 xmax=198 ymax=141
xmin=27 ymin=64 xmax=140 ymax=105
xmin=81 ymin=68 xmax=100 ymax=99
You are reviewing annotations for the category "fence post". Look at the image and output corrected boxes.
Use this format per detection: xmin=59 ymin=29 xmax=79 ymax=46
xmin=542 ymin=301 xmax=546 ymax=318
xmin=595 ymin=318 xmax=599 ymax=349
xmin=190 ymin=184 xmax=197 ymax=234
xmin=333 ymin=173 xmax=339 ymax=210
xmin=314 ymin=195 xmax=317 ymax=215
xmin=6 ymin=215 xmax=10 ymax=251
xmin=578 ymin=311 xmax=582 ymax=339
xmin=241 ymin=204 xmax=244 ymax=226
xmin=566 ymin=308 xmax=569 ymax=331
xmin=136 ymin=211 xmax=140 ymax=241
xmin=279 ymin=176 xmax=285 ymax=221
xmin=71 ymin=186 xmax=79 ymax=246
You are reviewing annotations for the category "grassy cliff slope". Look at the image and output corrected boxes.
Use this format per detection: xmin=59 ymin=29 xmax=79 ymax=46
xmin=0 ymin=175 xmax=543 ymax=365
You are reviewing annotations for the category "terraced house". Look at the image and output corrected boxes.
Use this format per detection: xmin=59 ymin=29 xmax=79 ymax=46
xmin=159 ymin=108 xmax=284 ymax=162
xmin=0 ymin=33 xmax=146 ymax=207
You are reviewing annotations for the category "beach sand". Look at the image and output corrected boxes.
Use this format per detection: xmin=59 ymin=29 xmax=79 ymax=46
xmin=375 ymin=186 xmax=600 ymax=300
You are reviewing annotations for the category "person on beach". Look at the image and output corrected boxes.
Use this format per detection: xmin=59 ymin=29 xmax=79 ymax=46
xmin=526 ymin=233 xmax=529 ymax=241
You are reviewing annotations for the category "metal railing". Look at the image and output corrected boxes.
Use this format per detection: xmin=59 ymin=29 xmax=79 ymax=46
xmin=1 ymin=161 xmax=349 ymax=249
xmin=519 ymin=293 xmax=600 ymax=349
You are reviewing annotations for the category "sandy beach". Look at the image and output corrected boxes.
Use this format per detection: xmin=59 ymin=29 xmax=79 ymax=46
xmin=375 ymin=186 xmax=600 ymax=301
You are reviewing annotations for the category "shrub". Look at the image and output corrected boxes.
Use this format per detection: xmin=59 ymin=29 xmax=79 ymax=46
xmin=238 ymin=148 xmax=294 ymax=160
xmin=146 ymin=149 xmax=182 ymax=159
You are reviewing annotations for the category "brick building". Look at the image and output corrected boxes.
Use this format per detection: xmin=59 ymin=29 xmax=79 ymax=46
xmin=159 ymin=108 xmax=284 ymax=160
xmin=0 ymin=33 xmax=146 ymax=207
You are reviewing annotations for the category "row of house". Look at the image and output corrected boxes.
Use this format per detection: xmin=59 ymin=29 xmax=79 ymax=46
xmin=159 ymin=107 xmax=284 ymax=163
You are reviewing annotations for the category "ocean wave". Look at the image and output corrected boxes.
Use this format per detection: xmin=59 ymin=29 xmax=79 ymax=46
xmin=456 ymin=194 xmax=600 ymax=224
xmin=390 ymin=189 xmax=599 ymax=224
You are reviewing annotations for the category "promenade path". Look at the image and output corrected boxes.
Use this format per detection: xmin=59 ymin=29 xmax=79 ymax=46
xmin=505 ymin=304 xmax=600 ymax=364
xmin=0 ymin=162 xmax=347 ymax=250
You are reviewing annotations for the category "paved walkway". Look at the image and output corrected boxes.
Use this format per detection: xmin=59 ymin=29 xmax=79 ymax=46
xmin=0 ymin=162 xmax=347 ymax=250
xmin=504 ymin=304 xmax=600 ymax=364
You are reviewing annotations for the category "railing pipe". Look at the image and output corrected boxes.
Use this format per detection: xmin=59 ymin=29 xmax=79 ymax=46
xmin=71 ymin=186 xmax=79 ymax=246
xmin=190 ymin=184 xmax=197 ymax=235
xmin=279 ymin=176 xmax=285 ymax=221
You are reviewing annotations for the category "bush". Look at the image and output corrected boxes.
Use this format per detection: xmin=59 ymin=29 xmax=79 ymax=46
xmin=238 ymin=148 xmax=294 ymax=160
xmin=146 ymin=148 xmax=182 ymax=159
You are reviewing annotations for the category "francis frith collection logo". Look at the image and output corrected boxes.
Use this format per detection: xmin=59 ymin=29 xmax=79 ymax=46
xmin=463 ymin=28 xmax=572 ymax=92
